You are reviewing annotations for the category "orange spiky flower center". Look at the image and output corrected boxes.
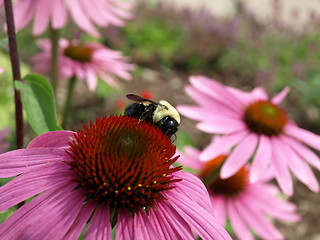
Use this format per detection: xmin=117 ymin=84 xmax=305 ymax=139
xmin=66 ymin=116 xmax=181 ymax=212
xmin=64 ymin=43 xmax=93 ymax=62
xmin=244 ymin=100 xmax=288 ymax=136
xmin=202 ymin=155 xmax=248 ymax=197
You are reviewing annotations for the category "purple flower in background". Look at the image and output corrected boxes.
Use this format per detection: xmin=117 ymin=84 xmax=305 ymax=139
xmin=178 ymin=76 xmax=320 ymax=195
xmin=0 ymin=116 xmax=231 ymax=240
xmin=0 ymin=129 xmax=9 ymax=154
xmin=178 ymin=146 xmax=300 ymax=240
xmin=13 ymin=0 xmax=132 ymax=37
xmin=32 ymin=39 xmax=134 ymax=91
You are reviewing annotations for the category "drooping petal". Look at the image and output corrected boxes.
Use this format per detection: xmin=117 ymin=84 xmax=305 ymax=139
xmin=271 ymin=87 xmax=290 ymax=104
xmin=270 ymin=138 xmax=293 ymax=196
xmin=200 ymin=130 xmax=249 ymax=161
xmin=0 ymin=148 xmax=69 ymax=177
xmin=50 ymin=0 xmax=68 ymax=29
xmin=236 ymin=196 xmax=283 ymax=240
xmin=278 ymin=137 xmax=319 ymax=192
xmin=226 ymin=199 xmax=254 ymax=240
xmin=13 ymin=0 xmax=35 ymax=31
xmin=33 ymin=0 xmax=51 ymax=35
xmin=0 ymin=163 xmax=71 ymax=211
xmin=250 ymin=135 xmax=272 ymax=183
xmin=220 ymin=133 xmax=259 ymax=179
xmin=285 ymin=124 xmax=320 ymax=151
xmin=116 ymin=210 xmax=134 ymax=240
xmin=172 ymin=171 xmax=213 ymax=211
xmin=0 ymin=182 xmax=85 ymax=239
xmin=148 ymin=201 xmax=194 ymax=240
xmin=210 ymin=196 xmax=227 ymax=226
xmin=85 ymin=204 xmax=111 ymax=240
xmin=169 ymin=191 xmax=231 ymax=240
xmin=27 ymin=131 xmax=75 ymax=149
xmin=63 ymin=200 xmax=96 ymax=240
xmin=281 ymin=135 xmax=320 ymax=171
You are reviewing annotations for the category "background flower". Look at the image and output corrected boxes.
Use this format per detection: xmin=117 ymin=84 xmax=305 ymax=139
xmin=32 ymin=38 xmax=134 ymax=91
xmin=178 ymin=145 xmax=300 ymax=240
xmin=178 ymin=76 xmax=320 ymax=196
xmin=0 ymin=116 xmax=231 ymax=239
xmin=13 ymin=0 xmax=132 ymax=36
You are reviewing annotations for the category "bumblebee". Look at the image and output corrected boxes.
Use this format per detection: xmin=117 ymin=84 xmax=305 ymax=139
xmin=124 ymin=94 xmax=180 ymax=138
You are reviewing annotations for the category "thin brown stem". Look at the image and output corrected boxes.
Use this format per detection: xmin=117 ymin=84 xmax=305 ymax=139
xmin=4 ymin=0 xmax=24 ymax=149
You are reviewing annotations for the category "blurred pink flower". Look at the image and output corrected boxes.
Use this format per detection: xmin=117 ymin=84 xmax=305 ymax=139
xmin=0 ymin=67 xmax=4 ymax=74
xmin=0 ymin=116 xmax=231 ymax=240
xmin=13 ymin=0 xmax=132 ymax=36
xmin=32 ymin=38 xmax=134 ymax=91
xmin=178 ymin=146 xmax=300 ymax=240
xmin=178 ymin=76 xmax=320 ymax=196
xmin=0 ymin=128 xmax=9 ymax=154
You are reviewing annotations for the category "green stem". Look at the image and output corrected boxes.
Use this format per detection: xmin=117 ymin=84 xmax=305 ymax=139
xmin=4 ymin=0 xmax=24 ymax=149
xmin=62 ymin=76 xmax=77 ymax=128
xmin=50 ymin=27 xmax=60 ymax=94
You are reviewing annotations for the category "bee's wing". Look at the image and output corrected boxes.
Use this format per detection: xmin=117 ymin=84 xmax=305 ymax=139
xmin=126 ymin=94 xmax=159 ymax=105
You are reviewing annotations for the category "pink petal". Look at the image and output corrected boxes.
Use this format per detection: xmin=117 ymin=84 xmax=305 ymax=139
xmin=172 ymin=171 xmax=213 ymax=211
xmin=236 ymin=197 xmax=283 ymax=240
xmin=271 ymin=87 xmax=290 ymax=104
xmin=148 ymin=201 xmax=194 ymax=239
xmin=190 ymin=76 xmax=244 ymax=113
xmin=278 ymin=137 xmax=319 ymax=192
xmin=0 ymin=163 xmax=71 ymax=211
xmin=169 ymin=192 xmax=231 ymax=240
xmin=200 ymin=130 xmax=249 ymax=161
xmin=0 ymin=182 xmax=85 ymax=239
xmin=177 ymin=147 xmax=204 ymax=171
xmin=285 ymin=124 xmax=320 ymax=151
xmin=226 ymin=199 xmax=254 ymax=240
xmin=0 ymin=148 xmax=69 ymax=177
xmin=281 ymin=135 xmax=320 ymax=170
xmin=68 ymin=0 xmax=100 ymax=37
xmin=50 ymin=0 xmax=68 ymax=29
xmin=133 ymin=209 xmax=158 ymax=239
xmin=177 ymin=106 xmax=221 ymax=121
xmin=13 ymin=0 xmax=35 ymax=31
xmin=210 ymin=196 xmax=227 ymax=226
xmin=64 ymin=200 xmax=96 ymax=240
xmin=244 ymin=185 xmax=300 ymax=222
xmin=27 ymin=131 xmax=76 ymax=149
xmin=33 ymin=0 xmax=51 ymax=35
xmin=270 ymin=138 xmax=293 ymax=196
xmin=85 ymin=65 xmax=98 ymax=91
xmin=85 ymin=204 xmax=111 ymax=240
xmin=116 ymin=210 xmax=134 ymax=240
xmin=196 ymin=117 xmax=246 ymax=134
xmin=250 ymin=135 xmax=272 ymax=182
xmin=248 ymin=87 xmax=268 ymax=102
xmin=220 ymin=133 xmax=259 ymax=179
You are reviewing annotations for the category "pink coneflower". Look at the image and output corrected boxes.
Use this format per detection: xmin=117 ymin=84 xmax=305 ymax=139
xmin=178 ymin=76 xmax=320 ymax=195
xmin=178 ymin=146 xmax=300 ymax=240
xmin=13 ymin=0 xmax=131 ymax=37
xmin=0 ymin=115 xmax=231 ymax=239
xmin=0 ymin=128 xmax=9 ymax=153
xmin=32 ymin=38 xmax=134 ymax=91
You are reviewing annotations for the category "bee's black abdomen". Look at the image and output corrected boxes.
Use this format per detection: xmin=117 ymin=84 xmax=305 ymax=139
xmin=124 ymin=103 xmax=156 ymax=124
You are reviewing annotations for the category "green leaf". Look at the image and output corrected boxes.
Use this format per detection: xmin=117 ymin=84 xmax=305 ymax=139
xmin=15 ymin=74 xmax=62 ymax=135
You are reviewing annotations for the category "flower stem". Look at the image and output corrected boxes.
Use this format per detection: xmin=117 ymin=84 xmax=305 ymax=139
xmin=50 ymin=27 xmax=60 ymax=94
xmin=62 ymin=76 xmax=77 ymax=128
xmin=4 ymin=0 xmax=24 ymax=149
